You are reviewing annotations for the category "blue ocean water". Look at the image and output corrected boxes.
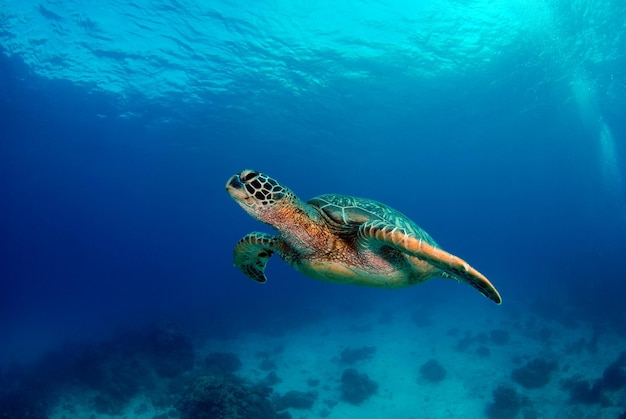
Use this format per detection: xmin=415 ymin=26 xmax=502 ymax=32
xmin=1 ymin=0 xmax=626 ymax=417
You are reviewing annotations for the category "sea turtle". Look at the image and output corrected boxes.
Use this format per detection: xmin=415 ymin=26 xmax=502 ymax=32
xmin=225 ymin=169 xmax=502 ymax=304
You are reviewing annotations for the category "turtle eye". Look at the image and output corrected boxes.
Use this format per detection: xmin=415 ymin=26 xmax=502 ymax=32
xmin=240 ymin=170 xmax=258 ymax=182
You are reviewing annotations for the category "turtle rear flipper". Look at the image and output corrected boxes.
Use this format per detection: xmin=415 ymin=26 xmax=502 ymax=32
xmin=234 ymin=232 xmax=280 ymax=283
xmin=358 ymin=220 xmax=502 ymax=304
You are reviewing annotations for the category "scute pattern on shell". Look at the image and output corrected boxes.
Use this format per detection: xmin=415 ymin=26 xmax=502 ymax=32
xmin=308 ymin=194 xmax=437 ymax=246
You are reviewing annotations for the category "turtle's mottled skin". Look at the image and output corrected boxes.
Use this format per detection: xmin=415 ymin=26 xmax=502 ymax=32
xmin=226 ymin=169 xmax=502 ymax=304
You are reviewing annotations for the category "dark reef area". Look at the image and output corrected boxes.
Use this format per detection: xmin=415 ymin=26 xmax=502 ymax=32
xmin=0 ymin=321 xmax=386 ymax=418
xmin=486 ymin=385 xmax=529 ymax=419
xmin=511 ymin=357 xmax=558 ymax=389
xmin=0 ymin=323 xmax=280 ymax=419
xmin=339 ymin=368 xmax=379 ymax=405
xmin=177 ymin=375 xmax=276 ymax=419
xmin=339 ymin=346 xmax=376 ymax=364
xmin=419 ymin=359 xmax=447 ymax=383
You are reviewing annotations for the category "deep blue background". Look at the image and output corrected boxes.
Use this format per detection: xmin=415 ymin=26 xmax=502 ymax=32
xmin=1 ymin=0 xmax=625 ymax=366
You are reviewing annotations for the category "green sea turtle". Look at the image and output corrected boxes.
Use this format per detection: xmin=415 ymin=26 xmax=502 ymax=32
xmin=225 ymin=169 xmax=501 ymax=304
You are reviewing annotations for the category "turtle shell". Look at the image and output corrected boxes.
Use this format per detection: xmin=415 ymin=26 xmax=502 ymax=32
xmin=308 ymin=194 xmax=437 ymax=245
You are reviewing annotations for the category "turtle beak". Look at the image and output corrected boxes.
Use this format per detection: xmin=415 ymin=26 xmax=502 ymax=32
xmin=226 ymin=174 xmax=242 ymax=190
xmin=226 ymin=174 xmax=249 ymax=201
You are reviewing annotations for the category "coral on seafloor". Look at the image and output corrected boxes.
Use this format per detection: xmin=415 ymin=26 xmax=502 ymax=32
xmin=274 ymin=390 xmax=317 ymax=410
xmin=486 ymin=385 xmax=527 ymax=419
xmin=511 ymin=357 xmax=558 ymax=389
xmin=419 ymin=359 xmax=447 ymax=383
xmin=177 ymin=375 xmax=277 ymax=419
xmin=339 ymin=346 xmax=376 ymax=364
xmin=561 ymin=378 xmax=606 ymax=405
xmin=559 ymin=351 xmax=626 ymax=407
xmin=339 ymin=368 xmax=378 ymax=405
xmin=601 ymin=351 xmax=626 ymax=391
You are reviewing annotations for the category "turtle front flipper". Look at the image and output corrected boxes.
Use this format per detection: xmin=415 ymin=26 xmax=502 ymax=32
xmin=234 ymin=232 xmax=281 ymax=283
xmin=358 ymin=220 xmax=502 ymax=304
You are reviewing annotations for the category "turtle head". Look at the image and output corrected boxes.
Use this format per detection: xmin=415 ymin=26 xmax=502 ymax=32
xmin=226 ymin=169 xmax=296 ymax=224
